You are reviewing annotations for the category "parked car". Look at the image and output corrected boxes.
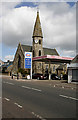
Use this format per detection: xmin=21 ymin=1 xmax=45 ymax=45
xmin=63 ymin=74 xmax=68 ymax=80
xmin=44 ymin=74 xmax=49 ymax=79
xmin=51 ymin=74 xmax=61 ymax=80
xmin=32 ymin=73 xmax=46 ymax=80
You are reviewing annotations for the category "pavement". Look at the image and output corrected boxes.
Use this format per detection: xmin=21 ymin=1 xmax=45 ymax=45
xmin=2 ymin=75 xmax=77 ymax=90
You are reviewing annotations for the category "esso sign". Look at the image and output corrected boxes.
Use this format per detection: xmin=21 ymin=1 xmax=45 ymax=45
xmin=26 ymin=53 xmax=31 ymax=57
xmin=25 ymin=52 xmax=32 ymax=58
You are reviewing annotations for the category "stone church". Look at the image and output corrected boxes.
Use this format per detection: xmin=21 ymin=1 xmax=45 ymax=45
xmin=12 ymin=11 xmax=67 ymax=76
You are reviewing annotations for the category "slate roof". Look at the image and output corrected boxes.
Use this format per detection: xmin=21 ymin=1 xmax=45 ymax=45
xmin=21 ymin=44 xmax=32 ymax=52
xmin=43 ymin=47 xmax=59 ymax=56
xmin=71 ymin=55 xmax=78 ymax=63
xmin=21 ymin=44 xmax=59 ymax=56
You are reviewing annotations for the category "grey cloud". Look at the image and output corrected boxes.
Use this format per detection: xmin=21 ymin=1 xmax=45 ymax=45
xmin=1 ymin=2 xmax=76 ymax=57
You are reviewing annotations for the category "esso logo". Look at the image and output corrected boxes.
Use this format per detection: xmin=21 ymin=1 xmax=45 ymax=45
xmin=26 ymin=53 xmax=31 ymax=57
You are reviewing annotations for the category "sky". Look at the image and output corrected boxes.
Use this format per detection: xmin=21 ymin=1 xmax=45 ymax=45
xmin=0 ymin=1 xmax=77 ymax=62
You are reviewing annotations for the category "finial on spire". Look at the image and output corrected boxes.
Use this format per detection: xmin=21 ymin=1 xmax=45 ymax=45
xmin=37 ymin=6 xmax=39 ymax=13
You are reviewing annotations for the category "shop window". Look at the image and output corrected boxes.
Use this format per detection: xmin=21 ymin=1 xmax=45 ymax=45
xmin=53 ymin=65 xmax=55 ymax=72
xmin=46 ymin=65 xmax=48 ymax=69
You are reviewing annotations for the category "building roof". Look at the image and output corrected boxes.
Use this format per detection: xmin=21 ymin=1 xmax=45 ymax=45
xmin=21 ymin=44 xmax=59 ymax=56
xmin=21 ymin=44 xmax=32 ymax=52
xmin=71 ymin=55 xmax=78 ymax=63
xmin=43 ymin=47 xmax=59 ymax=56
xmin=32 ymin=11 xmax=43 ymax=38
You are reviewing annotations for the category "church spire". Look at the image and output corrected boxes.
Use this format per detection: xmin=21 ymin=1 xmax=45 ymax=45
xmin=32 ymin=11 xmax=43 ymax=38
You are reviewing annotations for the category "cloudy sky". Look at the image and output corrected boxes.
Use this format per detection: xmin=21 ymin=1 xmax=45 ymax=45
xmin=0 ymin=1 xmax=77 ymax=61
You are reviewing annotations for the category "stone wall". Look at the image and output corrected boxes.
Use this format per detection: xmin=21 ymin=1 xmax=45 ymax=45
xmin=12 ymin=44 xmax=24 ymax=74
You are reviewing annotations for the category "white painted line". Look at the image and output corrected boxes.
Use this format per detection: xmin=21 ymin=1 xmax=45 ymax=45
xmin=60 ymin=94 xmax=78 ymax=101
xmin=3 ymin=82 xmax=14 ymax=85
xmin=31 ymin=88 xmax=42 ymax=92
xmin=31 ymin=112 xmax=46 ymax=120
xmin=62 ymin=86 xmax=64 ymax=88
xmin=4 ymin=98 xmax=10 ymax=101
xmin=14 ymin=103 xmax=22 ymax=108
xmin=22 ymin=86 xmax=31 ymax=89
xmin=54 ymin=85 xmax=55 ymax=87
xmin=22 ymin=86 xmax=42 ymax=92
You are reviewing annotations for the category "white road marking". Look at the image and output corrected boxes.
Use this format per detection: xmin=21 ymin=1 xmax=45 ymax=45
xmin=60 ymin=94 xmax=78 ymax=101
xmin=4 ymin=98 xmax=10 ymax=101
xmin=22 ymin=86 xmax=31 ymax=89
xmin=22 ymin=86 xmax=42 ymax=92
xmin=32 ymin=112 xmax=46 ymax=120
xmin=31 ymin=88 xmax=42 ymax=92
xmin=62 ymin=86 xmax=64 ymax=88
xmin=14 ymin=103 xmax=22 ymax=108
xmin=54 ymin=85 xmax=55 ymax=87
xmin=3 ymin=81 xmax=14 ymax=85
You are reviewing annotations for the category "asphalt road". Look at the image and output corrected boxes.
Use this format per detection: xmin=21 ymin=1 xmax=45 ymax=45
xmin=2 ymin=76 xmax=78 ymax=119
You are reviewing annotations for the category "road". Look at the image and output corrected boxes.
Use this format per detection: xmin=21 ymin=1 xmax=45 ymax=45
xmin=2 ymin=75 xmax=78 ymax=119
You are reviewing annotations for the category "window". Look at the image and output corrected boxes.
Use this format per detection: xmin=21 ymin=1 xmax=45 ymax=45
xmin=53 ymin=65 xmax=55 ymax=72
xmin=33 ymin=50 xmax=35 ymax=57
xmin=39 ymin=50 xmax=41 ymax=56
xmin=18 ymin=55 xmax=21 ymax=68
xmin=46 ymin=65 xmax=48 ymax=69
xmin=39 ymin=40 xmax=41 ymax=44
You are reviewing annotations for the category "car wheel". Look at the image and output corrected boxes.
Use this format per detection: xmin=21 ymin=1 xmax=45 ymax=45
xmin=37 ymin=77 xmax=40 ymax=80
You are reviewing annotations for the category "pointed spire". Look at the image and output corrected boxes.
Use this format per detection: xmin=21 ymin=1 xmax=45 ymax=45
xmin=32 ymin=11 xmax=43 ymax=38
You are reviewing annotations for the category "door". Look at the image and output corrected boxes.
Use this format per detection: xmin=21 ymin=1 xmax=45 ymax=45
xmin=72 ymin=69 xmax=78 ymax=82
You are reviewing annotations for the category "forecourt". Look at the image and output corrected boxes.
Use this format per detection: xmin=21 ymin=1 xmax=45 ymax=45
xmin=2 ymin=75 xmax=77 ymax=119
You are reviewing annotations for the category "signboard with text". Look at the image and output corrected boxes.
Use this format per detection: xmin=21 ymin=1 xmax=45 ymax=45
xmin=25 ymin=52 xmax=32 ymax=69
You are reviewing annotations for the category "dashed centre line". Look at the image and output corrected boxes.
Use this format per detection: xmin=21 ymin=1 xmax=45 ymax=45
xmin=3 ymin=81 xmax=14 ymax=85
xmin=4 ymin=98 xmax=10 ymax=101
xmin=14 ymin=103 xmax=23 ymax=108
xmin=32 ymin=112 xmax=46 ymax=120
xmin=22 ymin=86 xmax=42 ymax=92
xmin=60 ymin=94 xmax=78 ymax=101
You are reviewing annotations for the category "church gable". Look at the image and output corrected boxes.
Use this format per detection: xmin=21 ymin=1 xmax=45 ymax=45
xmin=12 ymin=43 xmax=25 ymax=73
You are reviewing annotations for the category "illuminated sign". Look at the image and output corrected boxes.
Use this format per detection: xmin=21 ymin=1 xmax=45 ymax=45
xmin=25 ymin=52 xmax=32 ymax=69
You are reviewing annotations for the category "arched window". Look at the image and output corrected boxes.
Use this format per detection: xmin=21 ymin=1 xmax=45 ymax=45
xmin=39 ymin=50 xmax=41 ymax=56
xmin=33 ymin=50 xmax=35 ymax=57
xmin=18 ymin=55 xmax=21 ymax=69
xmin=53 ymin=65 xmax=55 ymax=72
xmin=39 ymin=40 xmax=41 ymax=44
